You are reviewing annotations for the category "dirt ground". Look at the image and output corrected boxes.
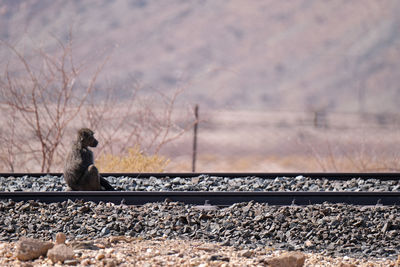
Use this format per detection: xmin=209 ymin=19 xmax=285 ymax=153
xmin=0 ymin=237 xmax=399 ymax=266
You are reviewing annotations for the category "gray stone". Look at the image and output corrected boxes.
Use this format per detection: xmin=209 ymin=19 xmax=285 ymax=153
xmin=2 ymin=174 xmax=400 ymax=192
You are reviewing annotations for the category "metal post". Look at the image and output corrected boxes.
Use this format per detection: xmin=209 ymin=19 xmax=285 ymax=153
xmin=192 ymin=104 xmax=199 ymax=172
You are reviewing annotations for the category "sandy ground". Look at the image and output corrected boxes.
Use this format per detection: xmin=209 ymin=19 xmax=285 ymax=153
xmin=0 ymin=237 xmax=399 ymax=266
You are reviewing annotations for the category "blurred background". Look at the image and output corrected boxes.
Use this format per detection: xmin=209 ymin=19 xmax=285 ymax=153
xmin=1 ymin=0 xmax=400 ymax=173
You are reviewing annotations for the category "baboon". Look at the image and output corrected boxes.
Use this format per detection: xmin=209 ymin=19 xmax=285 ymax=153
xmin=63 ymin=128 xmax=114 ymax=191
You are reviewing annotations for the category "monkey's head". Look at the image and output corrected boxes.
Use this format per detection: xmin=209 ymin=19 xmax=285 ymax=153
xmin=77 ymin=128 xmax=98 ymax=148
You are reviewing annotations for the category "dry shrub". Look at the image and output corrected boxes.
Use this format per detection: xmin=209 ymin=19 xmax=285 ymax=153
xmin=96 ymin=146 xmax=170 ymax=173
xmin=0 ymin=33 xmax=107 ymax=172
xmin=0 ymin=34 xmax=193 ymax=172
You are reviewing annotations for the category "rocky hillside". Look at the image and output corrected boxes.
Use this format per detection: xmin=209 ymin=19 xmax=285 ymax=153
xmin=1 ymin=0 xmax=400 ymax=112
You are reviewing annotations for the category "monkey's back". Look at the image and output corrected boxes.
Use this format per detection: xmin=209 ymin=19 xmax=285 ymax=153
xmin=63 ymin=142 xmax=94 ymax=187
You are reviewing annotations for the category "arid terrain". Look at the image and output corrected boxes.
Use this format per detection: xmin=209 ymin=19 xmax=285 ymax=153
xmin=1 ymin=1 xmax=400 ymax=172
xmin=1 ymin=104 xmax=400 ymax=172
xmin=163 ymin=109 xmax=400 ymax=172
xmin=1 ymin=3 xmax=400 ymax=267
xmin=1 ymin=237 xmax=399 ymax=266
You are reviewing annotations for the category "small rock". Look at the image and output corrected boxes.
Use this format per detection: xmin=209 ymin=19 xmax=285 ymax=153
xmin=16 ymin=237 xmax=54 ymax=261
xmin=78 ymin=206 xmax=90 ymax=213
xmin=304 ymin=240 xmax=313 ymax=247
xmin=64 ymin=259 xmax=80 ymax=266
xmin=295 ymin=176 xmax=304 ymax=181
xmin=96 ymin=253 xmax=106 ymax=260
xmin=209 ymin=255 xmax=230 ymax=262
xmin=81 ymin=258 xmax=91 ymax=266
xmin=338 ymin=263 xmax=356 ymax=267
xmin=104 ymin=259 xmax=117 ymax=267
xmin=96 ymin=243 xmax=106 ymax=249
xmin=266 ymin=251 xmax=305 ymax=267
xmin=382 ymin=222 xmax=389 ymax=233
xmin=171 ymin=177 xmax=181 ymax=184
xmin=70 ymin=241 xmax=98 ymax=250
xmin=195 ymin=205 xmax=218 ymax=211
xmin=55 ymin=232 xmax=66 ymax=245
xmin=241 ymin=250 xmax=253 ymax=258
xmin=105 ymin=248 xmax=115 ymax=254
xmin=197 ymin=246 xmax=216 ymax=252
xmin=101 ymin=227 xmax=110 ymax=235
xmin=47 ymin=244 xmax=74 ymax=263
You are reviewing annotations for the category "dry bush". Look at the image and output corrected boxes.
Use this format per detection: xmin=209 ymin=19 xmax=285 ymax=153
xmin=96 ymin=146 xmax=169 ymax=173
xmin=0 ymin=33 xmax=107 ymax=172
xmin=82 ymin=86 xmax=195 ymax=173
xmin=82 ymin=86 xmax=195 ymax=156
xmin=0 ymin=106 xmax=23 ymax=172
xmin=0 ymin=34 xmax=193 ymax=173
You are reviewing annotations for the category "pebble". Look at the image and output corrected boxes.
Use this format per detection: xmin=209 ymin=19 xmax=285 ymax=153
xmin=0 ymin=175 xmax=399 ymax=192
xmin=81 ymin=258 xmax=91 ymax=266
xmin=1 ymin=174 xmax=400 ymax=262
xmin=266 ymin=251 xmax=305 ymax=267
xmin=0 ymin=199 xmax=399 ymax=260
xmin=55 ymin=232 xmax=66 ymax=244
xmin=241 ymin=250 xmax=253 ymax=258
xmin=64 ymin=259 xmax=80 ymax=266
xmin=96 ymin=253 xmax=105 ymax=260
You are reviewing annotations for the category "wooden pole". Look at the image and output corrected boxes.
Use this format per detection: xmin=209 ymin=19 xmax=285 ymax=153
xmin=192 ymin=104 xmax=199 ymax=172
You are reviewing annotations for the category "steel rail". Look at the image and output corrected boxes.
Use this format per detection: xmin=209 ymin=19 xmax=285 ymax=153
xmin=0 ymin=191 xmax=399 ymax=206
xmin=1 ymin=172 xmax=400 ymax=180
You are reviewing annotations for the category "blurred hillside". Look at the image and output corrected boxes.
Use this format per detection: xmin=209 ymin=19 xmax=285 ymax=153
xmin=1 ymin=0 xmax=400 ymax=112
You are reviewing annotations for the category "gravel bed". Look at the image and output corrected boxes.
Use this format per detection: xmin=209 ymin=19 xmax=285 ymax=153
xmin=1 ymin=174 xmax=400 ymax=191
xmin=0 ymin=199 xmax=399 ymax=259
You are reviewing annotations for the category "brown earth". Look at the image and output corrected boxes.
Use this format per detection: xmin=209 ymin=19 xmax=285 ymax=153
xmin=0 ymin=237 xmax=398 ymax=266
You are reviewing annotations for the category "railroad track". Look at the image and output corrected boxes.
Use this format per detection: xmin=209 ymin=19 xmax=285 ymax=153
xmin=3 ymin=172 xmax=400 ymax=180
xmin=1 ymin=172 xmax=400 ymax=205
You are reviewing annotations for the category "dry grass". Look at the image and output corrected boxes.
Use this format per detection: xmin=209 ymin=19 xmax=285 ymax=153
xmin=165 ymin=154 xmax=317 ymax=172
xmin=161 ymin=110 xmax=400 ymax=173
xmin=166 ymin=153 xmax=400 ymax=173
xmin=2 ymin=107 xmax=400 ymax=173
xmin=96 ymin=146 xmax=170 ymax=173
